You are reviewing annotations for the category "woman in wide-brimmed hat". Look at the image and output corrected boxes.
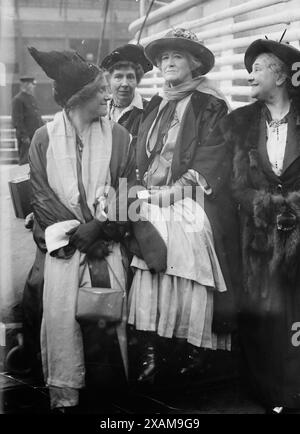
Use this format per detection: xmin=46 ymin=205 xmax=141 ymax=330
xmin=204 ymin=36 xmax=300 ymax=412
xmin=127 ymin=28 xmax=240 ymax=383
xmin=25 ymin=47 xmax=135 ymax=412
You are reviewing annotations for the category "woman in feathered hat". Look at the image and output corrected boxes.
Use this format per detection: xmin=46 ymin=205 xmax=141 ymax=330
xmin=25 ymin=47 xmax=136 ymax=411
xmin=127 ymin=28 xmax=240 ymax=382
xmin=205 ymin=36 xmax=300 ymax=412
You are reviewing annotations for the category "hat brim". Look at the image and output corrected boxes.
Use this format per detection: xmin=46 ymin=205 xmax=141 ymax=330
xmin=101 ymin=44 xmax=153 ymax=74
xmin=20 ymin=77 xmax=36 ymax=83
xmin=244 ymin=39 xmax=300 ymax=73
xmin=145 ymin=37 xmax=215 ymax=75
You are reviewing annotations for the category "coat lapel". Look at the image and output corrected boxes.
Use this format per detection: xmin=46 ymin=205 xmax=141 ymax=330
xmin=243 ymin=102 xmax=283 ymax=183
xmin=281 ymin=109 xmax=300 ymax=175
xmin=136 ymin=95 xmax=162 ymax=179
xmin=171 ymin=95 xmax=197 ymax=180
xmin=171 ymin=91 xmax=212 ymax=181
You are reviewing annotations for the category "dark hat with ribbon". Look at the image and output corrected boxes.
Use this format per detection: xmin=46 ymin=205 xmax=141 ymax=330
xmin=28 ymin=46 xmax=101 ymax=106
xmin=145 ymin=28 xmax=215 ymax=75
xmin=244 ymin=37 xmax=300 ymax=73
xmin=20 ymin=76 xmax=36 ymax=84
xmin=101 ymin=43 xmax=153 ymax=74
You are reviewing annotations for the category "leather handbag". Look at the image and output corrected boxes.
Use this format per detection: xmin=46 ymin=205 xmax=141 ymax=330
xmin=76 ymin=259 xmax=125 ymax=324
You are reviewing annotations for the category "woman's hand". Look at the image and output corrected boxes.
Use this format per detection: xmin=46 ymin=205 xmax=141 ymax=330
xmin=66 ymin=219 xmax=103 ymax=253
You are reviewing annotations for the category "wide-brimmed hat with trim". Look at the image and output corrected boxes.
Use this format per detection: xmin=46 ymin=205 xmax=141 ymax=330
xmin=244 ymin=38 xmax=300 ymax=73
xmin=101 ymin=43 xmax=153 ymax=74
xmin=145 ymin=28 xmax=215 ymax=75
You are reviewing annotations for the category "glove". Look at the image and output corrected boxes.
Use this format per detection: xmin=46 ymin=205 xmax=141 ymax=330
xmin=86 ymin=239 xmax=111 ymax=261
xmin=52 ymin=244 xmax=76 ymax=259
xmin=66 ymin=219 xmax=103 ymax=253
xmin=101 ymin=221 xmax=128 ymax=242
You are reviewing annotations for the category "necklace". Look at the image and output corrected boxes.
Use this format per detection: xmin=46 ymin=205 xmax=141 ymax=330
xmin=112 ymin=100 xmax=128 ymax=109
xmin=269 ymin=118 xmax=287 ymax=139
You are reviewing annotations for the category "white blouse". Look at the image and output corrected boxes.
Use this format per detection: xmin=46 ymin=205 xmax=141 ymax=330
xmin=266 ymin=120 xmax=288 ymax=176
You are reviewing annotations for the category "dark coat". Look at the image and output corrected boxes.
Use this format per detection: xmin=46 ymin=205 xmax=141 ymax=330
xmin=12 ymin=91 xmax=43 ymax=140
xmin=135 ymin=90 xmax=241 ymax=333
xmin=110 ymin=98 xmax=148 ymax=153
xmin=214 ymin=99 xmax=300 ymax=288
xmin=212 ymin=98 xmax=300 ymax=408
xmin=12 ymin=91 xmax=43 ymax=164
xmin=117 ymin=99 xmax=148 ymax=137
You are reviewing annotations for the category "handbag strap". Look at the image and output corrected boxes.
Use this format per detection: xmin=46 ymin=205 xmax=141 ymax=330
xmin=104 ymin=257 xmax=126 ymax=297
xmin=74 ymin=136 xmax=125 ymax=296
xmin=83 ymin=254 xmax=126 ymax=297
xmin=75 ymin=135 xmax=94 ymax=223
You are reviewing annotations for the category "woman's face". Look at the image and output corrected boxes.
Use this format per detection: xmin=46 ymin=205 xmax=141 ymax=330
xmin=83 ymin=77 xmax=111 ymax=119
xmin=109 ymin=66 xmax=138 ymax=107
xmin=159 ymin=50 xmax=193 ymax=86
xmin=248 ymin=54 xmax=285 ymax=101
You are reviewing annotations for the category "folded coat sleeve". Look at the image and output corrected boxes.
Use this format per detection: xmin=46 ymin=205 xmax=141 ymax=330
xmin=106 ymin=123 xmax=137 ymax=223
xmin=29 ymin=126 xmax=77 ymax=231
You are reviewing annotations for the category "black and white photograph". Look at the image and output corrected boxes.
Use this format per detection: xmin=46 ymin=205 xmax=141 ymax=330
xmin=0 ymin=0 xmax=300 ymax=419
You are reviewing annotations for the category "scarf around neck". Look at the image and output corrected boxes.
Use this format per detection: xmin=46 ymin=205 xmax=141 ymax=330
xmin=46 ymin=110 xmax=112 ymax=221
xmin=163 ymin=76 xmax=230 ymax=108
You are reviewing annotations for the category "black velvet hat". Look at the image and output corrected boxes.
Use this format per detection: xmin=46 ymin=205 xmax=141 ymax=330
xmin=28 ymin=46 xmax=101 ymax=106
xmin=101 ymin=43 xmax=153 ymax=74
xmin=244 ymin=39 xmax=300 ymax=73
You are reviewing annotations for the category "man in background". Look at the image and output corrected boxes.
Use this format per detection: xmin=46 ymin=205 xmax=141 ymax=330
xmin=12 ymin=76 xmax=43 ymax=165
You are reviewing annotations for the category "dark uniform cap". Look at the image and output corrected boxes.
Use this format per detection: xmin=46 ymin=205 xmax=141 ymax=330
xmin=27 ymin=46 xmax=101 ymax=106
xmin=20 ymin=76 xmax=36 ymax=84
xmin=101 ymin=43 xmax=153 ymax=74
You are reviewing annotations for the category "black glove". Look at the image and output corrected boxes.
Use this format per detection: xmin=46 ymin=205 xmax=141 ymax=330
xmin=86 ymin=239 xmax=111 ymax=261
xmin=102 ymin=221 xmax=128 ymax=242
xmin=51 ymin=244 xmax=76 ymax=259
xmin=66 ymin=219 xmax=103 ymax=253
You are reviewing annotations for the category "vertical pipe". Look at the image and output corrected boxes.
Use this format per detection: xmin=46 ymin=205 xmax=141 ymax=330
xmin=97 ymin=0 xmax=110 ymax=64
xmin=140 ymin=0 xmax=146 ymax=17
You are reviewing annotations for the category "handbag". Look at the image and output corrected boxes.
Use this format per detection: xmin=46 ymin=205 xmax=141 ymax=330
xmin=76 ymin=259 xmax=125 ymax=324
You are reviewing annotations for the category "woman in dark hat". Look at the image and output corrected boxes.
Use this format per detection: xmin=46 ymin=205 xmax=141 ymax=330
xmin=101 ymin=43 xmax=152 ymax=148
xmin=127 ymin=28 xmax=240 ymax=383
xmin=205 ymin=37 xmax=300 ymax=412
xmin=25 ymin=47 xmax=135 ymax=412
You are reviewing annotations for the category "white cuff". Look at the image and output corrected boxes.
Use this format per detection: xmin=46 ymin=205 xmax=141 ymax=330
xmin=45 ymin=220 xmax=80 ymax=254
